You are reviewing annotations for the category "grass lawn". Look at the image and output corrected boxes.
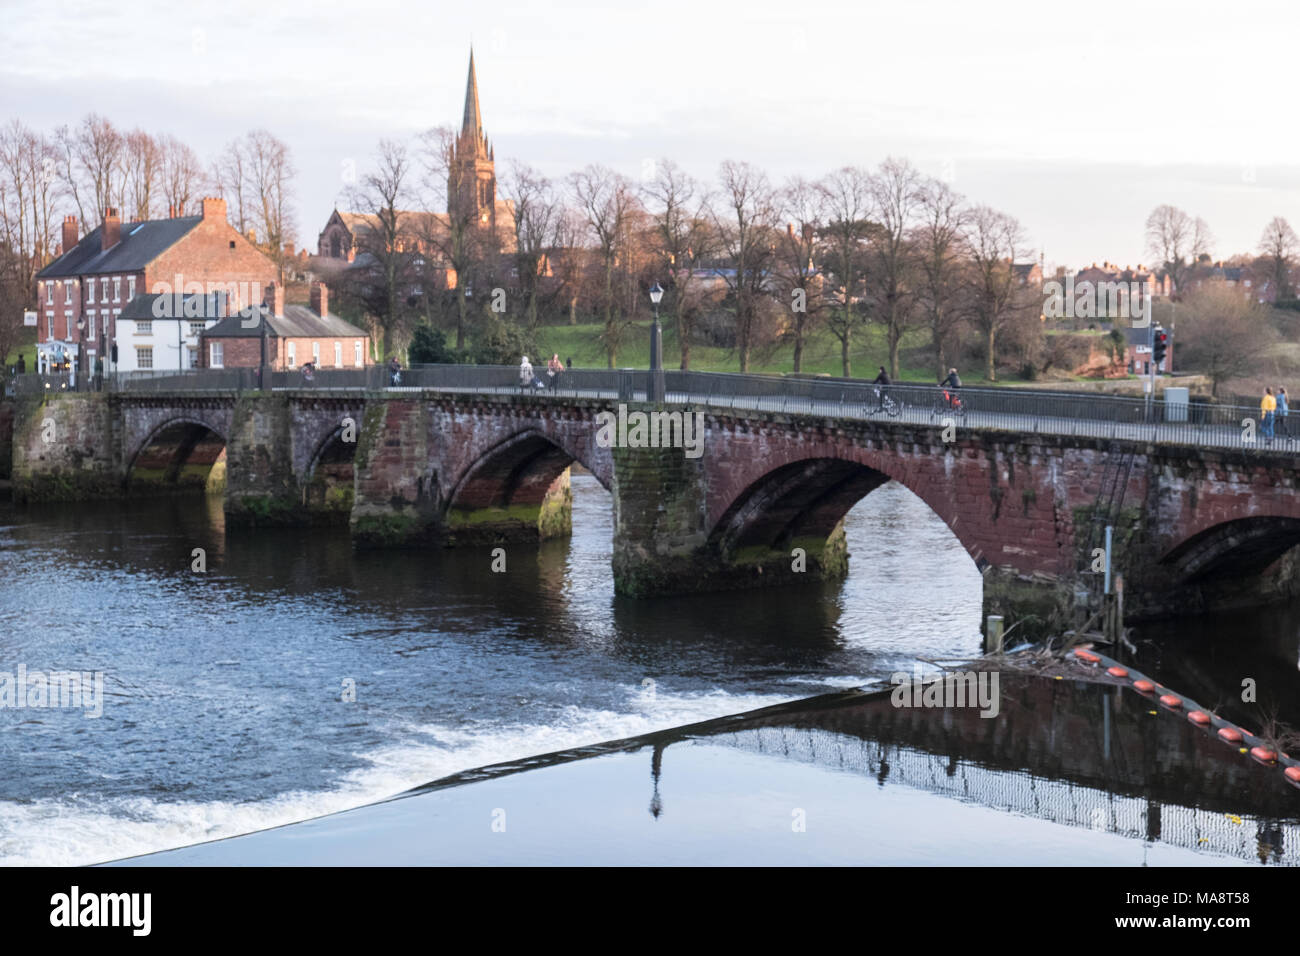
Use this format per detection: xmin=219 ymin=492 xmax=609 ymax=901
xmin=536 ymin=320 xmax=948 ymax=382
xmin=3 ymin=325 xmax=38 ymax=370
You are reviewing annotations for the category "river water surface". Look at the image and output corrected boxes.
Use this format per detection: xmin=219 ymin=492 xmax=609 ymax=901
xmin=1 ymin=475 xmax=1297 ymax=865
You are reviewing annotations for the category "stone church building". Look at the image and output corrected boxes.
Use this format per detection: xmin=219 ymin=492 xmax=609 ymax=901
xmin=316 ymin=50 xmax=515 ymax=269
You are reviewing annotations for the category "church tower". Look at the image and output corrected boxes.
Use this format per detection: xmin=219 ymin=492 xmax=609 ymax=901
xmin=448 ymin=49 xmax=496 ymax=232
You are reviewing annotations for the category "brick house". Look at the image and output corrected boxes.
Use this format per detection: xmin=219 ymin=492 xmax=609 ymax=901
xmin=33 ymin=198 xmax=275 ymax=374
xmin=199 ymin=282 xmax=371 ymax=371
xmin=1124 ymin=324 xmax=1172 ymax=375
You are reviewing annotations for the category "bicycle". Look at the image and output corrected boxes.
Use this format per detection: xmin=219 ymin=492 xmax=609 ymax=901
xmin=932 ymin=387 xmax=966 ymax=422
xmin=870 ymin=386 xmax=902 ymax=419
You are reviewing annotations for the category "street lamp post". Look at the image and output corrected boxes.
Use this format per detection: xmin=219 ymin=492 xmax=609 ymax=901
xmin=648 ymin=282 xmax=665 ymax=403
xmin=75 ymin=316 xmax=85 ymax=391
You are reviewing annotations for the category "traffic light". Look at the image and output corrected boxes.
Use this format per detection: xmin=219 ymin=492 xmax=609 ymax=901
xmin=1152 ymin=328 xmax=1168 ymax=369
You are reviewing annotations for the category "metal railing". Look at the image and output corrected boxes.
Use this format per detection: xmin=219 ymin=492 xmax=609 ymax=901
xmin=6 ymin=365 xmax=1286 ymax=453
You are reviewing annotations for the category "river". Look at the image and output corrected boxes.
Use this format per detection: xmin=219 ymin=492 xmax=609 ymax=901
xmin=0 ymin=474 xmax=1296 ymax=865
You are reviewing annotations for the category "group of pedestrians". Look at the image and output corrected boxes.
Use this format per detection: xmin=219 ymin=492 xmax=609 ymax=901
xmin=520 ymin=354 xmax=568 ymax=390
xmin=1260 ymin=386 xmax=1290 ymax=445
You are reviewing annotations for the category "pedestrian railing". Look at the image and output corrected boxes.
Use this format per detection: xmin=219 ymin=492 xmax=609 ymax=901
xmin=6 ymin=366 xmax=1287 ymax=453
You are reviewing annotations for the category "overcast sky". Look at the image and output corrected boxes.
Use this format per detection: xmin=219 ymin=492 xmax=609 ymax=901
xmin=6 ymin=0 xmax=1299 ymax=271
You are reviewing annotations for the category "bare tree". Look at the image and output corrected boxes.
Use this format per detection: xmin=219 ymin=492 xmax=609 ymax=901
xmin=505 ymin=160 xmax=560 ymax=330
xmin=340 ymin=139 xmax=419 ymax=360
xmin=913 ymin=178 xmax=968 ymax=379
xmin=120 ymin=129 xmax=162 ymax=221
xmin=569 ymin=164 xmax=641 ymax=367
xmin=242 ymin=129 xmax=296 ymax=285
xmin=965 ymin=205 xmax=1030 ymax=381
xmin=0 ymin=121 xmax=60 ymax=364
xmin=159 ymin=135 xmax=204 ymax=216
xmin=56 ymin=114 xmax=124 ymax=224
xmin=819 ymin=166 xmax=872 ymax=377
xmin=1177 ymin=282 xmax=1274 ymax=396
xmin=712 ymin=160 xmax=778 ymax=372
xmin=1258 ymin=216 xmax=1298 ymax=302
xmin=863 ymin=158 xmax=923 ymax=379
xmin=211 ymin=147 xmax=249 ymax=233
xmin=644 ymin=158 xmax=716 ymax=369
xmin=773 ymin=176 xmax=826 ymax=373
xmin=1145 ymin=204 xmax=1213 ymax=298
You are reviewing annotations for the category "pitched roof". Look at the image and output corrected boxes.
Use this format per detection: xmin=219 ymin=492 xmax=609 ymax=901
xmin=37 ymin=216 xmax=202 ymax=278
xmin=202 ymin=303 xmax=367 ymax=339
xmin=120 ymin=292 xmax=220 ymax=321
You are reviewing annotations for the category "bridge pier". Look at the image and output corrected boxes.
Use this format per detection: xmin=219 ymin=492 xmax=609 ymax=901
xmin=223 ymin=395 xmax=302 ymax=525
xmin=10 ymin=393 xmax=121 ymax=502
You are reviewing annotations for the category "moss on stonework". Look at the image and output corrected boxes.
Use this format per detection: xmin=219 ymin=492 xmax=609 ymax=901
xmin=351 ymin=511 xmax=430 ymax=547
xmin=225 ymin=494 xmax=300 ymax=525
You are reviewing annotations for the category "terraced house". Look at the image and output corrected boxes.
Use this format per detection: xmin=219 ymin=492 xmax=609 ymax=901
xmin=33 ymin=198 xmax=276 ymax=375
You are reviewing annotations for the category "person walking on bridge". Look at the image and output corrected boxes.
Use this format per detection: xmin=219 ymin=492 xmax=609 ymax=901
xmin=519 ymin=356 xmax=534 ymax=390
xmin=1277 ymin=386 xmax=1289 ymax=438
xmin=1261 ymin=387 xmax=1277 ymax=446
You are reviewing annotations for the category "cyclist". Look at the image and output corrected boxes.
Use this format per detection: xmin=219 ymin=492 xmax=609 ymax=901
xmin=872 ymin=366 xmax=891 ymax=412
xmin=939 ymin=367 xmax=962 ymax=411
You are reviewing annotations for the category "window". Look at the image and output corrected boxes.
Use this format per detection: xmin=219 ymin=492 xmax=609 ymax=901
xmin=64 ymin=282 xmax=72 ymax=304
xmin=137 ymin=320 xmax=152 ymax=335
xmin=334 ymin=341 xmax=342 ymax=368
xmin=86 ymin=279 xmax=94 ymax=302
xmin=188 ymin=347 xmax=198 ymax=369
xmin=287 ymin=342 xmax=296 ymax=367
xmin=137 ymin=347 xmax=153 ymax=369
xmin=210 ymin=342 xmax=224 ymax=368
xmin=47 ymin=315 xmax=53 ymax=338
xmin=87 ymin=313 xmax=95 ymax=338
xmin=64 ymin=312 xmax=72 ymax=338
xmin=127 ymin=276 xmax=136 ymax=300
xmin=189 ymin=322 xmax=205 ymax=337
xmin=101 ymin=280 xmax=108 ymax=304
xmin=44 ymin=282 xmax=51 ymax=304
xmin=354 ymin=341 xmax=363 ymax=367
xmin=113 ymin=278 xmax=120 ymax=301
xmin=312 ymin=342 xmax=320 ymax=366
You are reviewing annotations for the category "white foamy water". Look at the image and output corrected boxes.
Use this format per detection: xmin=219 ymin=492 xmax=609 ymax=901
xmin=0 ymin=685 xmax=792 ymax=866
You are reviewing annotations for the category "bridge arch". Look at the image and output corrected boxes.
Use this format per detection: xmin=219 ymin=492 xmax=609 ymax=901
xmin=125 ymin=416 xmax=228 ymax=494
xmin=706 ymin=447 xmax=986 ymax=573
xmin=301 ymin=422 xmax=359 ymax=518
xmin=1161 ymin=516 xmax=1300 ymax=583
xmin=443 ymin=428 xmax=610 ymax=544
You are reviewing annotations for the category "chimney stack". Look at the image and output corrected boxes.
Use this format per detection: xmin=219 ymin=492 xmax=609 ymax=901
xmin=61 ymin=215 xmax=78 ymax=255
xmin=102 ymin=208 xmax=121 ymax=253
xmin=264 ymin=282 xmax=284 ymax=318
xmin=310 ymin=281 xmax=329 ymax=317
xmin=201 ymin=197 xmax=227 ymax=223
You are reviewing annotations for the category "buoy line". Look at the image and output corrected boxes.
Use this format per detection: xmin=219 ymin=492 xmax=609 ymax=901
xmin=1066 ymin=645 xmax=1300 ymax=792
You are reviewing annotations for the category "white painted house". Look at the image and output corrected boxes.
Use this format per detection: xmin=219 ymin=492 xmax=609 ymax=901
xmin=115 ymin=293 xmax=224 ymax=372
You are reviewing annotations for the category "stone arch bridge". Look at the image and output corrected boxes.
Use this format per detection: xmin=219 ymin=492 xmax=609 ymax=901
xmin=10 ymin=386 xmax=1300 ymax=634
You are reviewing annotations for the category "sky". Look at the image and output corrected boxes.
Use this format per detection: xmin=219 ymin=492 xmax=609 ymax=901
xmin=5 ymin=0 xmax=1300 ymax=272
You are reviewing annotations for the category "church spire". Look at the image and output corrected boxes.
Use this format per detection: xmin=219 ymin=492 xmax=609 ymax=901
xmin=462 ymin=48 xmax=483 ymax=149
